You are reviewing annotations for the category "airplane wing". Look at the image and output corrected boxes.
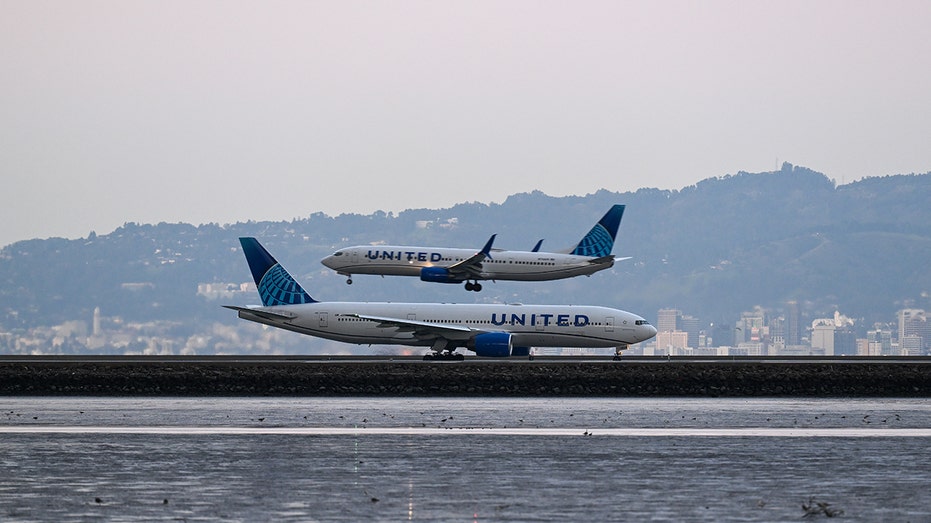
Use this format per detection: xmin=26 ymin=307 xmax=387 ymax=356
xmin=338 ymin=313 xmax=478 ymax=340
xmin=444 ymin=234 xmax=496 ymax=280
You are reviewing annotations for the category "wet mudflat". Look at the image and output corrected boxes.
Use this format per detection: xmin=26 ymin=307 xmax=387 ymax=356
xmin=2 ymin=397 xmax=930 ymax=521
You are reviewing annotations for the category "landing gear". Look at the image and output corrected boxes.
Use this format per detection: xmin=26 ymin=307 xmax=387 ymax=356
xmin=464 ymin=281 xmax=483 ymax=292
xmin=346 ymin=278 xmax=352 ymax=285
xmin=613 ymin=345 xmax=628 ymax=361
xmin=337 ymin=271 xmax=353 ymax=285
xmin=423 ymin=339 xmax=464 ymax=360
xmin=423 ymin=351 xmax=465 ymax=361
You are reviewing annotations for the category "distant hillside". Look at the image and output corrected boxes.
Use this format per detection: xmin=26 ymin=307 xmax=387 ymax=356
xmin=2 ymin=163 xmax=930 ymax=343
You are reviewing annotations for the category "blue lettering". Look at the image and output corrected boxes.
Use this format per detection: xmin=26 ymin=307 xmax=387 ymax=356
xmin=510 ymin=314 xmax=525 ymax=326
xmin=405 ymin=251 xmax=415 ymax=261
xmin=417 ymin=252 xmax=427 ymax=262
xmin=574 ymin=315 xmax=590 ymax=327
xmin=382 ymin=251 xmax=394 ymax=260
xmin=530 ymin=314 xmax=536 ymax=326
xmin=557 ymin=314 xmax=570 ymax=326
xmin=491 ymin=313 xmax=506 ymax=326
xmin=430 ymin=253 xmax=442 ymax=262
xmin=366 ymin=250 xmax=379 ymax=260
xmin=539 ymin=314 xmax=553 ymax=326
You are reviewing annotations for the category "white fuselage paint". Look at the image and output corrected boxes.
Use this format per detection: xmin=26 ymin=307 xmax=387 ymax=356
xmin=235 ymin=302 xmax=656 ymax=349
xmin=321 ymin=246 xmax=612 ymax=282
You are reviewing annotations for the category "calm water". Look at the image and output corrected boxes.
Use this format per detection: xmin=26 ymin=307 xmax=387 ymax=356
xmin=2 ymin=397 xmax=931 ymax=521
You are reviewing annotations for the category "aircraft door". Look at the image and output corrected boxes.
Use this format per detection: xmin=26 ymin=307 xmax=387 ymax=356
xmin=317 ymin=312 xmax=328 ymax=328
xmin=605 ymin=316 xmax=614 ymax=332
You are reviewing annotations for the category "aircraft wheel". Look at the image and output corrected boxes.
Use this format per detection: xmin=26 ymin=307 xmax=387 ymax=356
xmin=423 ymin=353 xmax=434 ymax=361
xmin=474 ymin=282 xmax=483 ymax=292
xmin=346 ymin=278 xmax=353 ymax=285
xmin=464 ymin=282 xmax=474 ymax=291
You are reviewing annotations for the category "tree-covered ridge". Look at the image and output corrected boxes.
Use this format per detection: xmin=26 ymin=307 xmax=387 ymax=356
xmin=2 ymin=164 xmax=930 ymax=341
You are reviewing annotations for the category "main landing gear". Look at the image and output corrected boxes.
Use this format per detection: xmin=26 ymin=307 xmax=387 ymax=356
xmin=464 ymin=281 xmax=483 ymax=292
xmin=423 ymin=351 xmax=465 ymax=361
xmin=424 ymin=339 xmax=464 ymax=360
xmin=613 ymin=345 xmax=628 ymax=361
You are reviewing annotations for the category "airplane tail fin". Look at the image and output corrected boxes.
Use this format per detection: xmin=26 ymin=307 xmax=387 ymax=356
xmin=239 ymin=237 xmax=317 ymax=306
xmin=569 ymin=204 xmax=625 ymax=257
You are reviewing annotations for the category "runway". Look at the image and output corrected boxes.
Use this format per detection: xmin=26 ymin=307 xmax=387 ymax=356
xmin=2 ymin=355 xmax=930 ymax=396
xmin=2 ymin=354 xmax=929 ymax=364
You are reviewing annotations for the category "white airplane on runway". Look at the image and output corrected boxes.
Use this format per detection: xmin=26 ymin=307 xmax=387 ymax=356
xmin=226 ymin=237 xmax=656 ymax=360
xmin=321 ymin=204 xmax=629 ymax=292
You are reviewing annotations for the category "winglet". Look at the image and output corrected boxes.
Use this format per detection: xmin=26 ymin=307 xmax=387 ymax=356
xmin=480 ymin=234 xmax=496 ymax=259
xmin=570 ymin=204 xmax=625 ymax=257
xmin=239 ymin=237 xmax=316 ymax=306
xmin=531 ymin=239 xmax=544 ymax=252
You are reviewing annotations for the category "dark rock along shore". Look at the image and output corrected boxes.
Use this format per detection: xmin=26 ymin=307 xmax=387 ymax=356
xmin=2 ymin=361 xmax=930 ymax=396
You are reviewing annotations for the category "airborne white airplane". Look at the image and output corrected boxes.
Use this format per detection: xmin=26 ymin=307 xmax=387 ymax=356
xmin=321 ymin=204 xmax=629 ymax=291
xmin=225 ymin=237 xmax=656 ymax=360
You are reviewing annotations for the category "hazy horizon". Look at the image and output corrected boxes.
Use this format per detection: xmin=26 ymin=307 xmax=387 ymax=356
xmin=4 ymin=1 xmax=931 ymax=247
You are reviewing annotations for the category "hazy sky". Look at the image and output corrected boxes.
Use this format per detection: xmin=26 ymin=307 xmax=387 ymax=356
xmin=3 ymin=1 xmax=930 ymax=247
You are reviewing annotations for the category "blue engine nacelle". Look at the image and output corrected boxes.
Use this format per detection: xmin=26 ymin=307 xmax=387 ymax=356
xmin=469 ymin=332 xmax=513 ymax=357
xmin=420 ymin=267 xmax=461 ymax=283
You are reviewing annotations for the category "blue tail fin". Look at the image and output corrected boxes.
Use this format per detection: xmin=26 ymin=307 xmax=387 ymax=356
xmin=570 ymin=204 xmax=625 ymax=257
xmin=239 ymin=237 xmax=316 ymax=306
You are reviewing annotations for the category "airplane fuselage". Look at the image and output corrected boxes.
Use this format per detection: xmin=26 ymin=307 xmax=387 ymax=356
xmin=233 ymin=302 xmax=654 ymax=349
xmin=322 ymin=246 xmax=613 ymax=282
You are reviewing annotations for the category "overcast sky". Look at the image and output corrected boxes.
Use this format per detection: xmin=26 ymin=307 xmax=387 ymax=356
xmin=3 ymin=1 xmax=930 ymax=247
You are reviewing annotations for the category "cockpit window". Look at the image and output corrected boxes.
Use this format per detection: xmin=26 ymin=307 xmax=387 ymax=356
xmin=332 ymin=251 xmax=343 ymax=256
xmin=635 ymin=320 xmax=650 ymax=325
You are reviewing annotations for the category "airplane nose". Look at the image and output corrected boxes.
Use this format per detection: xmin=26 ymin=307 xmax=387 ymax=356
xmin=321 ymin=255 xmax=336 ymax=269
xmin=639 ymin=324 xmax=657 ymax=341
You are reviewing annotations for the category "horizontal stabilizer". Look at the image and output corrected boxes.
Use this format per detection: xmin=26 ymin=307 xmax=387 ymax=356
xmin=586 ymin=254 xmax=616 ymax=265
xmin=222 ymin=305 xmax=298 ymax=322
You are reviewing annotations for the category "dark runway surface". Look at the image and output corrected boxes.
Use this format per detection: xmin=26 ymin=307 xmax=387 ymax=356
xmin=2 ymin=355 xmax=930 ymax=396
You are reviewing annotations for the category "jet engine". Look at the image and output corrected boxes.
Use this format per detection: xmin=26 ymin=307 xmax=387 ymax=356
xmin=419 ymin=267 xmax=460 ymax=283
xmin=469 ymin=332 xmax=513 ymax=357
xmin=510 ymin=346 xmax=531 ymax=357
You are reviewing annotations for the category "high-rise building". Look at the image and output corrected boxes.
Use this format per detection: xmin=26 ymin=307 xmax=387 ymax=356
xmin=679 ymin=314 xmax=700 ymax=349
xmin=657 ymin=309 xmax=679 ymax=333
xmin=834 ymin=327 xmax=857 ymax=356
xmin=867 ymin=329 xmax=894 ymax=355
xmin=898 ymin=309 xmax=928 ymax=352
xmin=737 ymin=307 xmax=767 ymax=345
xmin=901 ymin=334 xmax=924 ymax=356
xmin=811 ymin=319 xmax=835 ymax=356
xmin=786 ymin=300 xmax=801 ymax=345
